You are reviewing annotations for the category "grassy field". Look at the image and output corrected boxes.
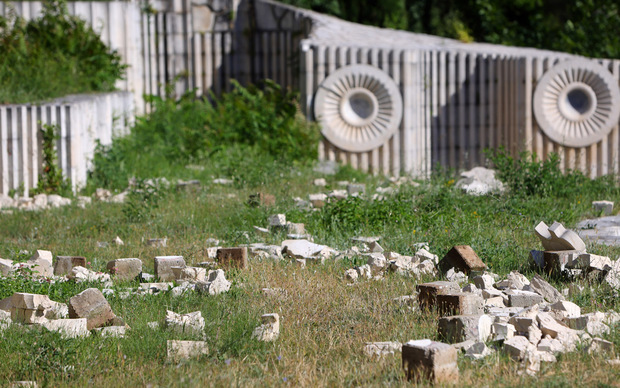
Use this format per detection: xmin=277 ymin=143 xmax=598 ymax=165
xmin=1 ymin=159 xmax=620 ymax=387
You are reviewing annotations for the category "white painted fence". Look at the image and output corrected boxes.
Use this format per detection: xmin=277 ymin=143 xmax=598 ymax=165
xmin=0 ymin=92 xmax=134 ymax=195
xmin=2 ymin=0 xmax=620 ymax=182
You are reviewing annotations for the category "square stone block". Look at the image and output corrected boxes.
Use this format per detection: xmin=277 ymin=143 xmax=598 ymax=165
xmin=216 ymin=247 xmax=248 ymax=269
xmin=402 ymin=339 xmax=459 ymax=384
xmin=154 ymin=256 xmax=186 ymax=281
xmin=438 ymin=314 xmax=492 ymax=343
xmin=106 ymin=258 xmax=142 ymax=281
xmin=437 ymin=293 xmax=484 ymax=316
xmin=417 ymin=281 xmax=460 ymax=311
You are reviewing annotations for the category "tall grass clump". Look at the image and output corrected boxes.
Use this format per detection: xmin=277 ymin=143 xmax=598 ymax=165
xmin=88 ymin=80 xmax=321 ymax=191
xmin=0 ymin=0 xmax=126 ymax=103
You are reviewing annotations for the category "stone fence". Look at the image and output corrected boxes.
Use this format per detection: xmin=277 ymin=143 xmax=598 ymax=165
xmin=0 ymin=92 xmax=134 ymax=195
xmin=2 ymin=0 xmax=620 ymax=180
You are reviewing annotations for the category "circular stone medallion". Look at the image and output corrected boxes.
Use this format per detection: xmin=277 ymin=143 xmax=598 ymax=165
xmin=314 ymin=65 xmax=403 ymax=152
xmin=533 ymin=59 xmax=620 ymax=147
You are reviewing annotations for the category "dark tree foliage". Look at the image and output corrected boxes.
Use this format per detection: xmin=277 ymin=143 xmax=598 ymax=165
xmin=282 ymin=0 xmax=620 ymax=59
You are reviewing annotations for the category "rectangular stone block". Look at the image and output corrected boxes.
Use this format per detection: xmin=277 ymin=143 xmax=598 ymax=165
xmin=543 ymin=250 xmax=583 ymax=274
xmin=154 ymin=256 xmax=185 ymax=281
xmin=402 ymin=339 xmax=459 ymax=384
xmin=436 ymin=293 xmax=484 ymax=316
xmin=106 ymin=258 xmax=142 ymax=281
xmin=438 ymin=245 xmax=486 ymax=275
xmin=507 ymin=290 xmax=544 ymax=307
xmin=53 ymin=256 xmax=86 ymax=276
xmin=438 ymin=314 xmax=492 ymax=343
xmin=68 ymin=288 xmax=118 ymax=330
xmin=417 ymin=281 xmax=460 ymax=311
xmin=167 ymin=340 xmax=208 ymax=362
xmin=216 ymin=247 xmax=248 ymax=269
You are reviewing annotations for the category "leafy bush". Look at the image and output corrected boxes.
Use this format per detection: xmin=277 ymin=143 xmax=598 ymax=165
xmin=0 ymin=0 xmax=126 ymax=103
xmin=87 ymin=80 xmax=320 ymax=191
xmin=485 ymin=147 xmax=616 ymax=198
xmin=31 ymin=123 xmax=72 ymax=196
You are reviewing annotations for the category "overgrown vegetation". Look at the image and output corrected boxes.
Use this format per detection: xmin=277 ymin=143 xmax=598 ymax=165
xmin=281 ymin=0 xmax=620 ymax=59
xmin=0 ymin=0 xmax=126 ymax=103
xmin=87 ymin=80 xmax=320 ymax=192
xmin=31 ymin=123 xmax=72 ymax=197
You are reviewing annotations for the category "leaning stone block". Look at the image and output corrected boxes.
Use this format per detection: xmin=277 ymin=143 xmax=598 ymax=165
xmin=437 ymin=314 xmax=492 ymax=343
xmin=216 ymin=247 xmax=248 ymax=269
xmin=53 ymin=256 xmax=86 ymax=276
xmin=28 ymin=250 xmax=53 ymax=277
xmin=417 ymin=281 xmax=460 ymax=311
xmin=167 ymin=340 xmax=208 ymax=362
xmin=436 ymin=293 xmax=484 ymax=316
xmin=106 ymin=258 xmax=142 ymax=281
xmin=402 ymin=339 xmax=459 ymax=384
xmin=68 ymin=288 xmax=118 ymax=330
xmin=529 ymin=275 xmax=564 ymax=303
xmin=154 ymin=256 xmax=185 ymax=281
xmin=438 ymin=245 xmax=486 ymax=275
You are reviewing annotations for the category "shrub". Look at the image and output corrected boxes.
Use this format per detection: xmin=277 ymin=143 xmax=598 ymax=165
xmin=0 ymin=0 xmax=126 ymax=103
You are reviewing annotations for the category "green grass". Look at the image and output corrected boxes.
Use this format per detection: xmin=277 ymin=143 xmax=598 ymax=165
xmin=1 ymin=160 xmax=620 ymax=386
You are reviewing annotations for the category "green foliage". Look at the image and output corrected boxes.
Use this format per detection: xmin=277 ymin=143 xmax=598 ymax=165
xmin=32 ymin=123 xmax=72 ymax=196
xmin=486 ymin=147 xmax=616 ymax=198
xmin=122 ymin=179 xmax=168 ymax=223
xmin=0 ymin=0 xmax=126 ymax=103
xmin=282 ymin=0 xmax=620 ymax=59
xmin=87 ymin=80 xmax=320 ymax=191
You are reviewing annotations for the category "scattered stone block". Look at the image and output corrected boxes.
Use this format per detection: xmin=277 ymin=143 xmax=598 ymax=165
xmin=537 ymin=312 xmax=570 ymax=339
xmin=146 ymin=238 xmax=167 ymax=248
xmin=437 ymin=314 xmax=492 ymax=343
xmin=308 ymin=193 xmax=327 ymax=208
xmin=93 ymin=325 xmax=127 ymax=338
xmin=605 ymin=259 xmax=620 ymax=290
xmin=592 ymin=200 xmax=614 ymax=216
xmin=436 ymin=293 xmax=484 ymax=316
xmin=252 ymin=313 xmax=280 ymax=342
xmin=165 ymin=310 xmax=205 ymax=336
xmin=106 ymin=258 xmax=142 ymax=281
xmin=461 ymin=283 xmax=479 ymax=294
xmin=286 ymin=222 xmax=306 ymax=235
xmin=54 ymin=256 xmax=86 ymax=276
xmin=68 ymin=288 xmax=118 ymax=330
xmin=438 ymin=245 xmax=486 ymax=275
xmin=347 ymin=183 xmax=366 ymax=196
xmin=345 ymin=268 xmax=359 ymax=281
xmin=508 ymin=290 xmax=544 ymax=307
xmin=445 ymin=268 xmax=468 ymax=284
xmin=587 ymin=338 xmax=614 ymax=354
xmin=195 ymin=269 xmax=231 ymax=295
xmin=550 ymin=300 xmax=581 ymax=319
xmin=10 ymin=293 xmax=65 ymax=324
xmin=113 ymin=236 xmax=124 ymax=246
xmin=248 ymin=193 xmax=275 ymax=207
xmin=495 ymin=271 xmax=530 ymax=290
xmin=41 ymin=318 xmax=89 ymax=338
xmin=154 ymin=256 xmax=185 ymax=281
xmin=455 ymin=167 xmax=504 ymax=195
xmin=573 ymin=253 xmax=612 ymax=272
xmin=417 ymin=281 xmax=460 ymax=311
xmin=529 ymin=275 xmax=564 ymax=303
xmin=364 ymin=341 xmax=402 ymax=357
xmin=167 ymin=340 xmax=208 ymax=362
xmin=216 ymin=247 xmax=248 ymax=269
xmin=485 ymin=296 xmax=505 ymax=308
xmin=174 ymin=267 xmax=207 ymax=282
xmin=402 ymin=340 xmax=459 ymax=384
xmin=0 ymin=258 xmax=14 ymax=276
xmin=491 ymin=322 xmax=516 ymax=341
xmin=503 ymin=336 xmax=535 ymax=361
xmin=368 ymin=241 xmax=384 ymax=253
xmin=68 ymin=266 xmax=112 ymax=285
xmin=464 ymin=342 xmax=494 ymax=360
xmin=268 ymin=214 xmax=287 ymax=228
xmin=28 ymin=250 xmax=53 ymax=277
xmin=535 ymin=221 xmax=586 ymax=251
xmin=538 ymin=336 xmax=564 ymax=353
xmin=473 ymin=274 xmax=495 ymax=290
xmin=281 ymin=240 xmax=333 ymax=262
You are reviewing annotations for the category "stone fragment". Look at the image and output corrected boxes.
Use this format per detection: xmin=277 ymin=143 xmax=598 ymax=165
xmin=344 ymin=268 xmax=359 ymax=281
xmin=41 ymin=318 xmax=89 ymax=338
xmin=154 ymin=256 xmax=185 ymax=281
xmin=68 ymin=266 xmax=112 ymax=285
xmin=491 ymin=323 xmax=516 ymax=341
xmin=503 ymin=336 xmax=535 ymax=361
xmin=436 ymin=293 xmax=484 ymax=316
xmin=402 ymin=340 xmax=459 ymax=384
xmin=587 ymin=338 xmax=614 ymax=354
xmin=0 ymin=258 xmax=15 ymax=276
xmin=174 ymin=266 xmax=206 ymax=282
xmin=507 ymin=290 xmax=544 ymax=307
xmin=573 ymin=253 xmax=612 ymax=271
xmin=565 ymin=312 xmax=610 ymax=336
xmin=495 ymin=271 xmax=530 ymax=290
xmin=313 ymin=178 xmax=327 ymax=187
xmin=437 ymin=314 xmax=492 ymax=343
xmin=368 ymin=241 xmax=384 ymax=253
xmin=455 ymin=167 xmax=504 ymax=195
xmin=364 ymin=341 xmax=402 ymax=357
xmin=286 ymin=222 xmax=306 ymax=235
xmin=509 ymin=316 xmax=537 ymax=333
xmin=93 ymin=325 xmax=127 ymax=338
xmin=445 ymin=268 xmax=468 ymax=284
xmin=485 ymin=296 xmax=505 ymax=308
xmin=438 ymin=245 xmax=486 ymax=275
xmin=550 ymin=300 xmax=581 ymax=319
xmin=113 ymin=236 xmax=124 ymax=246
xmin=366 ymin=253 xmax=387 ymax=275
xmin=535 ymin=221 xmax=586 ymax=251
xmin=252 ymin=313 xmax=280 ymax=342
xmin=537 ymin=312 xmax=569 ymax=338
xmin=592 ymin=200 xmax=614 ymax=216
xmin=195 ymin=269 xmax=231 ymax=295
xmin=10 ymin=293 xmax=65 ymax=324
xmin=308 ymin=193 xmax=328 ymax=208
xmin=281 ymin=239 xmax=333 ymax=262
xmin=464 ymin=342 xmax=494 ymax=360
xmin=473 ymin=274 xmax=495 ymax=290
xmin=248 ymin=193 xmax=275 ymax=207
xmin=543 ymin=250 xmax=583 ymax=274
xmin=537 ymin=336 xmax=564 ymax=353
xmin=68 ymin=288 xmax=118 ymax=330
xmin=28 ymin=250 xmax=53 ymax=277
xmin=604 ymin=259 xmax=620 ymax=290
xmin=414 ymin=248 xmax=438 ymax=264
xmin=216 ymin=247 xmax=248 ymax=269
xmin=417 ymin=281 xmax=460 ymax=310
xmin=106 ymin=258 xmax=142 ymax=281
xmin=146 ymin=238 xmax=167 ymax=248
xmin=268 ymin=214 xmax=287 ymax=228
xmin=461 ymin=283 xmax=480 ymax=294
xmin=47 ymin=195 xmax=71 ymax=207
xmin=165 ymin=310 xmax=205 ymax=336
xmin=54 ymin=256 xmax=86 ymax=276
xmin=452 ymin=339 xmax=476 ymax=353
xmin=9 ymin=382 xmax=38 ymax=387
xmin=529 ymin=275 xmax=564 ymax=303
xmin=167 ymin=340 xmax=208 ymax=362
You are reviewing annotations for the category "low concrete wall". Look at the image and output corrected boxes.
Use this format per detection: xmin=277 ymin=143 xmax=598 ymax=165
xmin=0 ymin=92 xmax=134 ymax=195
